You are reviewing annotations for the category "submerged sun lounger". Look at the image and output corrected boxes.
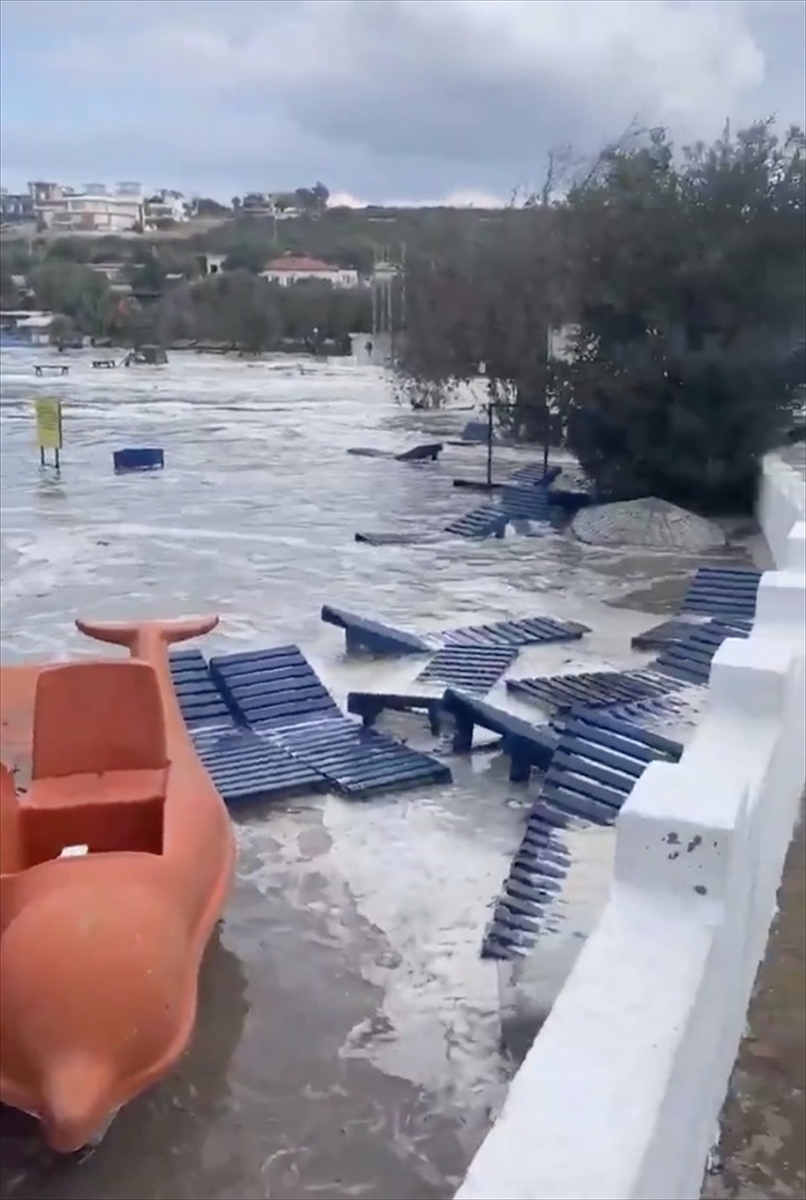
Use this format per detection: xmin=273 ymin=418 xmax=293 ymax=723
xmin=171 ymin=643 xmax=451 ymax=801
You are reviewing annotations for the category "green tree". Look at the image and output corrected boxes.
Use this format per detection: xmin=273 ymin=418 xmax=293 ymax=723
xmin=558 ymin=120 xmax=806 ymax=511
xmin=292 ymin=182 xmax=330 ymax=217
xmin=154 ymin=281 xmax=195 ymax=345
xmin=0 ymin=242 xmax=35 ymax=275
xmin=88 ymin=236 xmax=131 ymax=263
xmin=0 ymin=267 xmax=23 ymax=309
xmin=274 ymin=280 xmax=372 ymax=349
xmin=394 ymin=120 xmax=805 ymax=505
xmin=312 ymin=181 xmax=330 ymax=213
xmin=222 ymin=244 xmax=268 ymax=273
xmin=45 ymin=238 xmax=92 ymax=264
xmin=113 ymin=301 xmax=158 ymax=348
xmin=128 ymin=254 xmax=166 ymax=293
xmin=294 ymin=187 xmax=317 ymax=213
xmin=29 ymin=260 xmax=114 ymax=336
xmin=48 ymin=313 xmax=77 ymax=344
xmin=189 ymin=270 xmax=280 ymax=352
xmin=396 ymin=206 xmax=569 ymax=435
xmin=195 ymin=197 xmax=230 ymax=216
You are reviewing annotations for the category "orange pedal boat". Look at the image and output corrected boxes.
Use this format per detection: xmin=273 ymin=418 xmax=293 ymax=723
xmin=0 ymin=616 xmax=236 ymax=1153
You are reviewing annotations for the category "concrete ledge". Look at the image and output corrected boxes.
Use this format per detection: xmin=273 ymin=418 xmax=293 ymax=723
xmin=759 ymin=452 xmax=806 ymax=568
xmin=456 ymin=453 xmax=806 ymax=1200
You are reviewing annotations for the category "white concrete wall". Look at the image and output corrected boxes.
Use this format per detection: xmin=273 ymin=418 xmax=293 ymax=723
xmin=759 ymin=450 xmax=806 ymax=569
xmin=457 ymin=451 xmax=806 ymax=1200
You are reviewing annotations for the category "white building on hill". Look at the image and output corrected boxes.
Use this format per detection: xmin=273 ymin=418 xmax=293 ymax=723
xmin=260 ymin=255 xmax=359 ymax=288
xmin=31 ymin=181 xmax=144 ymax=234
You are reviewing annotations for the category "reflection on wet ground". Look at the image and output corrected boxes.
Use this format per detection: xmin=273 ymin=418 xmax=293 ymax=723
xmin=0 ymin=349 xmax=760 ymax=1199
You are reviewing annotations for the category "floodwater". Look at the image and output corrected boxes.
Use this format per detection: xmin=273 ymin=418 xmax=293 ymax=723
xmin=0 ymin=347 xmax=756 ymax=1200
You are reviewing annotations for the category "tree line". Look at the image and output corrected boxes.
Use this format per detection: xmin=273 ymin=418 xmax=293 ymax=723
xmin=0 ymin=197 xmax=480 ymax=350
xmin=0 ymin=200 xmax=506 ymax=292
xmin=2 ymin=120 xmax=803 ymax=511
xmin=0 ymin=260 xmax=374 ymax=354
xmin=137 ymin=272 xmax=373 ymax=353
xmin=397 ymin=120 xmax=805 ymax=513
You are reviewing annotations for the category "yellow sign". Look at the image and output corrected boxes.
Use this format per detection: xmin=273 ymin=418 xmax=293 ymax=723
xmin=34 ymin=397 xmax=63 ymax=451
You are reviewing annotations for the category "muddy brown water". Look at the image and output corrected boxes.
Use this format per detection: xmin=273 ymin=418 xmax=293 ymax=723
xmin=0 ymin=348 xmax=760 ymax=1199
xmin=1 ymin=831 xmax=480 ymax=1200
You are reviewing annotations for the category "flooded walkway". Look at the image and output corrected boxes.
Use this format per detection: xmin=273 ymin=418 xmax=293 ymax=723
xmin=0 ymin=349 xmax=760 ymax=1199
xmin=1 ymin=836 xmax=486 ymax=1200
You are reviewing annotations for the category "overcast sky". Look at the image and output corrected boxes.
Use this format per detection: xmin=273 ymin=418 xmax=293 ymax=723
xmin=1 ymin=0 xmax=804 ymax=206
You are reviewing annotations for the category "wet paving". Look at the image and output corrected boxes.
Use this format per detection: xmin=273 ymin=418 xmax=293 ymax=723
xmin=0 ymin=347 xmax=761 ymax=1199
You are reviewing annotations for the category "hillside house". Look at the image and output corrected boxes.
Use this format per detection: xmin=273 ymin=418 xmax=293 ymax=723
xmin=239 ymin=192 xmax=303 ymax=220
xmin=31 ymin=181 xmax=144 ymax=234
xmin=260 ymin=255 xmax=359 ymax=288
xmin=0 ymin=189 xmax=34 ymax=223
xmin=144 ymin=189 xmax=193 ymax=228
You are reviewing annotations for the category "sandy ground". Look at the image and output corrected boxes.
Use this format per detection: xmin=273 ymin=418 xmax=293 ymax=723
xmin=703 ymin=451 xmax=805 ymax=1200
xmin=702 ymin=505 xmax=804 ymax=1200
xmin=703 ymin=798 xmax=806 ymax=1200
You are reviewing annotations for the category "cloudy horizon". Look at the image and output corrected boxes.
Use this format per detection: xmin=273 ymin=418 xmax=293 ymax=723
xmin=1 ymin=0 xmax=804 ymax=207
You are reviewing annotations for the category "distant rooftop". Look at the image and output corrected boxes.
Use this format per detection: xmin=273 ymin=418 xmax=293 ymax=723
xmin=264 ymin=255 xmax=339 ymax=272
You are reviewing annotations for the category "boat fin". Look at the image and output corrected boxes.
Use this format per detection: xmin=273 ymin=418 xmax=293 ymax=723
xmin=75 ymin=616 xmax=219 ymax=649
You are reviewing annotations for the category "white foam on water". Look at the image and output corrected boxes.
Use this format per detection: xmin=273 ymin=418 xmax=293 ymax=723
xmin=321 ymin=792 xmax=507 ymax=1100
xmin=1 ymin=345 xmax=714 ymax=1132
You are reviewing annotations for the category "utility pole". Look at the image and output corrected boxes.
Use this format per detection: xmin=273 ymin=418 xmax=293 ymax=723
xmin=385 ymin=266 xmax=392 ymax=334
xmin=486 ymin=402 xmax=494 ymax=487
xmin=371 ymin=245 xmax=377 ymax=338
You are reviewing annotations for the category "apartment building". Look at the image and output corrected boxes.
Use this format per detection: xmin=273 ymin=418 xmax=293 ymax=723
xmin=0 ymin=188 xmax=34 ymax=223
xmin=31 ymin=181 xmax=144 ymax=233
xmin=143 ymin=189 xmax=194 ymax=228
xmin=239 ymin=192 xmax=303 ymax=220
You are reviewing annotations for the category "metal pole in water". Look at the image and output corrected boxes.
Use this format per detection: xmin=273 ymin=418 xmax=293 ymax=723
xmin=543 ymin=406 xmax=550 ymax=476
xmin=486 ymin=403 xmax=493 ymax=487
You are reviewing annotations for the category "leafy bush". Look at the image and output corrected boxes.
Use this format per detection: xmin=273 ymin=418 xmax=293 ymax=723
xmin=395 ymin=120 xmax=806 ymax=510
xmin=559 ymin=122 xmax=805 ymax=511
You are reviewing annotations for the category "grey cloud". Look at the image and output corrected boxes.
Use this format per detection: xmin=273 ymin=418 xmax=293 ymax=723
xmin=1 ymin=0 xmax=804 ymax=202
